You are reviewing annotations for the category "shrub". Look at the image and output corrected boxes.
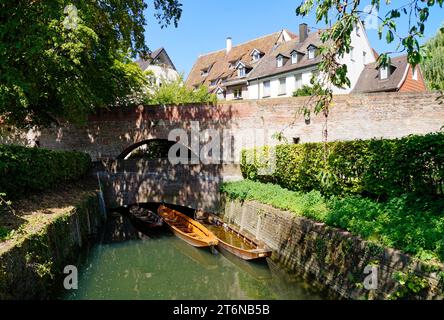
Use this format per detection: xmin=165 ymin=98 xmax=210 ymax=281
xmin=241 ymin=132 xmax=444 ymax=198
xmin=292 ymin=85 xmax=316 ymax=97
xmin=143 ymin=76 xmax=217 ymax=105
xmin=0 ymin=145 xmax=91 ymax=200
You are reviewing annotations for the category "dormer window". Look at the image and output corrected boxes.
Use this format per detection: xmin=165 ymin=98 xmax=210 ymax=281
xmin=276 ymin=54 xmax=289 ymax=68
xmin=308 ymin=45 xmax=317 ymax=60
xmin=201 ymin=68 xmax=209 ymax=77
xmin=235 ymin=61 xmax=251 ymax=78
xmin=250 ymin=49 xmax=264 ymax=62
xmin=210 ymin=79 xmax=218 ymax=86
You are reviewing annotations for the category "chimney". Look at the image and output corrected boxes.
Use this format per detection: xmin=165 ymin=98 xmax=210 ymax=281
xmin=226 ymin=37 xmax=232 ymax=53
xmin=299 ymin=23 xmax=308 ymax=43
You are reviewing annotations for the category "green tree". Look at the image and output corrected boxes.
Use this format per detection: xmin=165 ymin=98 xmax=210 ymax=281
xmin=0 ymin=0 xmax=182 ymax=128
xmin=144 ymin=76 xmax=217 ymax=105
xmin=296 ymin=0 xmax=444 ymax=122
xmin=294 ymin=0 xmax=443 ymax=157
xmin=422 ymin=26 xmax=444 ymax=90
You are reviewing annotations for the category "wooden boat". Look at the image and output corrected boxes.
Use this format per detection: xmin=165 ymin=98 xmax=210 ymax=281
xmin=157 ymin=205 xmax=218 ymax=248
xmin=128 ymin=204 xmax=163 ymax=229
xmin=203 ymin=213 xmax=272 ymax=261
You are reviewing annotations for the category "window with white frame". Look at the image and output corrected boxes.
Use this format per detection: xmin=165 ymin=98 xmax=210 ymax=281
xmin=291 ymin=52 xmax=298 ymax=64
xmin=308 ymin=46 xmax=316 ymax=60
xmin=350 ymin=46 xmax=355 ymax=61
xmin=238 ymin=66 xmax=246 ymax=77
xmin=278 ymin=78 xmax=286 ymax=95
xmin=262 ymin=80 xmax=271 ymax=97
xmin=412 ymin=66 xmax=418 ymax=80
xmin=277 ymin=56 xmax=284 ymax=68
xmin=201 ymin=69 xmax=209 ymax=76
xmin=294 ymin=74 xmax=303 ymax=90
xmin=252 ymin=51 xmax=261 ymax=62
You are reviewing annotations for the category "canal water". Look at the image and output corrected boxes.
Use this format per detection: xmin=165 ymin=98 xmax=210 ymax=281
xmin=62 ymin=212 xmax=325 ymax=300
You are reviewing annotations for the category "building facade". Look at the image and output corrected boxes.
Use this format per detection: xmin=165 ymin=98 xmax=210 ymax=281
xmin=136 ymin=47 xmax=180 ymax=87
xmin=186 ymin=23 xmax=427 ymax=101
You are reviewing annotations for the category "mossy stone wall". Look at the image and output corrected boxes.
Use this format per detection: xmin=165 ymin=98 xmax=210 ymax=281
xmin=0 ymin=193 xmax=104 ymax=300
xmin=222 ymin=198 xmax=444 ymax=300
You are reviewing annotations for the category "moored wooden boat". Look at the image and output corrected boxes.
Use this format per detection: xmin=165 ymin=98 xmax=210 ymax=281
xmin=128 ymin=204 xmax=163 ymax=229
xmin=204 ymin=214 xmax=272 ymax=261
xmin=158 ymin=205 xmax=218 ymax=248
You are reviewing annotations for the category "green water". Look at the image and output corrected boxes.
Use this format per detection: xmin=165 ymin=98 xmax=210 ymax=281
xmin=63 ymin=233 xmax=324 ymax=300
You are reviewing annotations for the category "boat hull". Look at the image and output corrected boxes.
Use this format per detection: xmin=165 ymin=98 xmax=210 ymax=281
xmin=158 ymin=205 xmax=218 ymax=248
xmin=217 ymin=240 xmax=272 ymax=261
xmin=170 ymin=227 xmax=217 ymax=248
xmin=203 ymin=214 xmax=272 ymax=261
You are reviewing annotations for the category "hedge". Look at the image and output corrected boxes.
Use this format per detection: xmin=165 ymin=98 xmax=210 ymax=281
xmin=0 ymin=145 xmax=91 ymax=199
xmin=241 ymin=132 xmax=444 ymax=198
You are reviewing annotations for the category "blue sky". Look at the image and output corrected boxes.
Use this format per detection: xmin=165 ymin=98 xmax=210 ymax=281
xmin=144 ymin=0 xmax=444 ymax=77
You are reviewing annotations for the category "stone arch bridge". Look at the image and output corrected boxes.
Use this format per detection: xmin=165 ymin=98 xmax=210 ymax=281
xmin=2 ymin=93 xmax=443 ymax=211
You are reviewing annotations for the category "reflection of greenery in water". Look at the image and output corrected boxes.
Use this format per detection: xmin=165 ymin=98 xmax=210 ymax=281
xmin=205 ymin=224 xmax=255 ymax=250
xmin=63 ymin=236 xmax=322 ymax=300
xmin=238 ymin=271 xmax=278 ymax=300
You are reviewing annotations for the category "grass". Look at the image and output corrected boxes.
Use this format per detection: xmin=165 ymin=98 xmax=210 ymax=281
xmin=221 ymin=180 xmax=444 ymax=264
xmin=0 ymin=179 xmax=98 ymax=251
xmin=0 ymin=226 xmax=11 ymax=241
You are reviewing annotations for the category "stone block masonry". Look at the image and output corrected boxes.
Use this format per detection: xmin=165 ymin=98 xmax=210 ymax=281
xmin=222 ymin=198 xmax=444 ymax=300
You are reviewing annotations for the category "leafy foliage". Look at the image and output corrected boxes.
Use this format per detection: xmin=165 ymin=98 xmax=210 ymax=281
xmin=295 ymin=0 xmax=443 ymax=128
xmin=0 ymin=0 xmax=182 ymax=127
xmin=222 ymin=180 xmax=444 ymax=263
xmin=143 ymin=76 xmax=217 ymax=105
xmin=422 ymin=26 xmax=444 ymax=90
xmin=293 ymin=85 xmax=317 ymax=97
xmin=390 ymin=271 xmax=430 ymax=299
xmin=0 ymin=226 xmax=11 ymax=241
xmin=241 ymin=132 xmax=444 ymax=198
xmin=0 ymin=145 xmax=91 ymax=200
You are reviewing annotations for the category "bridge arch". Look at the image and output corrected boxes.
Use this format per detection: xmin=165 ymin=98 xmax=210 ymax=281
xmin=117 ymin=138 xmax=197 ymax=161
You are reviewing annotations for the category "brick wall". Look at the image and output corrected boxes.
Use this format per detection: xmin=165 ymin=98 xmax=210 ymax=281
xmin=222 ymin=198 xmax=444 ymax=300
xmin=2 ymin=92 xmax=443 ymax=161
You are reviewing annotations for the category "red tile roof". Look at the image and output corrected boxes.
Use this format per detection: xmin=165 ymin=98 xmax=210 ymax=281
xmin=186 ymin=30 xmax=297 ymax=89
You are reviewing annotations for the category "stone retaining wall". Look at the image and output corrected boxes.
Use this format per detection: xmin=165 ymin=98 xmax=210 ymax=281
xmin=222 ymin=198 xmax=444 ymax=300
xmin=0 ymin=193 xmax=104 ymax=300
